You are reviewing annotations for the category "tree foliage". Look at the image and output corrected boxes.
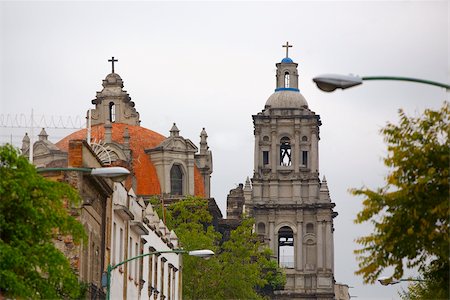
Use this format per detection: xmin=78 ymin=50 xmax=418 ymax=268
xmin=399 ymin=260 xmax=449 ymax=300
xmin=153 ymin=196 xmax=285 ymax=299
xmin=0 ymin=144 xmax=86 ymax=299
xmin=351 ymin=102 xmax=449 ymax=289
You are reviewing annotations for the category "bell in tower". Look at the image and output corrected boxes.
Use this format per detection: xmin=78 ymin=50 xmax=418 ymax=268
xmin=249 ymin=43 xmax=336 ymax=299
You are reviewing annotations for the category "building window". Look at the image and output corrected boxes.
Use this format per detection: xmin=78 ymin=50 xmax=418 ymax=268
xmin=112 ymin=222 xmax=117 ymax=265
xmin=109 ymin=102 xmax=116 ymax=123
xmin=284 ymin=72 xmax=290 ymax=88
xmin=161 ymin=257 xmax=167 ymax=299
xmin=119 ymin=228 xmax=124 ymax=263
xmin=170 ymin=165 xmax=183 ymax=195
xmin=129 ymin=237 xmax=133 ymax=279
xmin=257 ymin=222 xmax=266 ymax=235
xmin=148 ymin=248 xmax=155 ymax=294
xmin=280 ymin=137 xmax=292 ymax=166
xmin=278 ymin=226 xmax=294 ymax=268
xmin=154 ymin=254 xmax=159 ymax=294
xmin=302 ymin=151 xmax=308 ymax=167
xmin=135 ymin=242 xmax=139 ymax=282
xmin=263 ymin=151 xmax=269 ymax=165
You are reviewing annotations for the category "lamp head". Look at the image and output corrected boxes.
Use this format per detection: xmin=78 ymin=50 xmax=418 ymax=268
xmin=188 ymin=249 xmax=215 ymax=259
xmin=377 ymin=276 xmax=400 ymax=286
xmin=90 ymin=167 xmax=130 ymax=182
xmin=313 ymin=74 xmax=363 ymax=92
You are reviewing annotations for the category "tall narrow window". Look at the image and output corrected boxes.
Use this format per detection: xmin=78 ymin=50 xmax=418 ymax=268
xmin=278 ymin=226 xmax=294 ymax=268
xmin=302 ymin=151 xmax=308 ymax=167
xmin=135 ymin=242 xmax=139 ymax=281
xmin=148 ymin=248 xmax=155 ymax=293
xmin=170 ymin=165 xmax=183 ymax=195
xmin=280 ymin=137 xmax=292 ymax=166
xmin=129 ymin=237 xmax=133 ymax=278
xmin=161 ymin=257 xmax=166 ymax=299
xmin=263 ymin=151 xmax=269 ymax=165
xmin=154 ymin=256 xmax=159 ymax=293
xmin=284 ymin=72 xmax=290 ymax=88
xmin=109 ymin=102 xmax=116 ymax=123
xmin=112 ymin=222 xmax=117 ymax=264
xmin=119 ymin=228 xmax=124 ymax=263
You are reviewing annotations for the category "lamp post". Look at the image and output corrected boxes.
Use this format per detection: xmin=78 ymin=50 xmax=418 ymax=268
xmin=36 ymin=166 xmax=130 ymax=182
xmin=377 ymin=276 xmax=425 ymax=286
xmin=105 ymin=249 xmax=214 ymax=300
xmin=313 ymin=74 xmax=450 ymax=92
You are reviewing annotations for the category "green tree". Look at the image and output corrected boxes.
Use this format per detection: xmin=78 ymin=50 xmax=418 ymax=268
xmin=153 ymin=196 xmax=285 ymax=299
xmin=0 ymin=144 xmax=86 ymax=299
xmin=351 ymin=102 xmax=449 ymax=293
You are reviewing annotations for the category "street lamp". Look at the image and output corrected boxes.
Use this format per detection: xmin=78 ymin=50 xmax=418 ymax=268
xmin=36 ymin=166 xmax=130 ymax=182
xmin=105 ymin=249 xmax=214 ymax=300
xmin=377 ymin=276 xmax=425 ymax=286
xmin=313 ymin=74 xmax=450 ymax=92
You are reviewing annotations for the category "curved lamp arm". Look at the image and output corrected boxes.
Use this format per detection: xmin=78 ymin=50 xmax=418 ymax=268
xmin=313 ymin=74 xmax=450 ymax=92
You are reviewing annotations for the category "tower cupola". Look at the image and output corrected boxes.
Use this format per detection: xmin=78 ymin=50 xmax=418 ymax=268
xmin=265 ymin=42 xmax=308 ymax=109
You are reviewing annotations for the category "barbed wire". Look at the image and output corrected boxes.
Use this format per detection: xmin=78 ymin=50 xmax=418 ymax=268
xmin=0 ymin=113 xmax=86 ymax=129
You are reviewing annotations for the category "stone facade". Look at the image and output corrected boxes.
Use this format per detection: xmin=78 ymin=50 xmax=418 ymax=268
xmin=247 ymin=53 xmax=337 ymax=299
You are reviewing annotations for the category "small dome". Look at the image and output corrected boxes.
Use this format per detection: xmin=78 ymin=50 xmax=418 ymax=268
xmin=103 ymin=73 xmax=124 ymax=88
xmin=265 ymin=90 xmax=308 ymax=109
xmin=281 ymin=57 xmax=294 ymax=63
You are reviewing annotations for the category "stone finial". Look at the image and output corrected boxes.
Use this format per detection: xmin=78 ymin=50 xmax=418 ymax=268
xmin=170 ymin=123 xmax=180 ymax=137
xmin=38 ymin=128 xmax=48 ymax=141
xmin=200 ymin=127 xmax=208 ymax=153
xmin=104 ymin=121 xmax=112 ymax=143
xmin=244 ymin=176 xmax=252 ymax=190
xmin=21 ymin=133 xmax=30 ymax=153
xmin=320 ymin=175 xmax=329 ymax=192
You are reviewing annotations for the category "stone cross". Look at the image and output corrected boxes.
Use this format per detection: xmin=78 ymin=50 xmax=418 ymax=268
xmin=282 ymin=42 xmax=292 ymax=58
xmin=108 ymin=57 xmax=118 ymax=73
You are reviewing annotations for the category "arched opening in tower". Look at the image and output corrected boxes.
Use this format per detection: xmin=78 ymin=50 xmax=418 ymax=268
xmin=284 ymin=72 xmax=290 ymax=88
xmin=280 ymin=137 xmax=292 ymax=166
xmin=109 ymin=102 xmax=116 ymax=123
xmin=278 ymin=226 xmax=294 ymax=268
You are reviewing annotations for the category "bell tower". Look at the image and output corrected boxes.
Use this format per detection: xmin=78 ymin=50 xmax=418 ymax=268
xmin=88 ymin=57 xmax=140 ymax=126
xmin=250 ymin=43 xmax=336 ymax=299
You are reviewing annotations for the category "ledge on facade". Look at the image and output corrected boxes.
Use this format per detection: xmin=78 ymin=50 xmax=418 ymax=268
xmin=130 ymin=221 xmax=149 ymax=235
xmin=253 ymin=202 xmax=336 ymax=210
xmin=114 ymin=204 xmax=134 ymax=220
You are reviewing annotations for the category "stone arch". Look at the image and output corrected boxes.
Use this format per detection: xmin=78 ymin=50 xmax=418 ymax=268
xmin=278 ymin=225 xmax=295 ymax=268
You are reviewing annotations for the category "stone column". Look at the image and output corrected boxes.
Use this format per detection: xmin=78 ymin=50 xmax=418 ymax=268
xmin=294 ymin=129 xmax=300 ymax=173
xmin=316 ymin=221 xmax=323 ymax=270
xmin=311 ymin=130 xmax=318 ymax=173
xmin=296 ymin=222 xmax=303 ymax=271
xmin=254 ymin=130 xmax=260 ymax=172
xmin=271 ymin=129 xmax=277 ymax=173
xmin=325 ymin=221 xmax=333 ymax=271
xmin=269 ymin=221 xmax=275 ymax=252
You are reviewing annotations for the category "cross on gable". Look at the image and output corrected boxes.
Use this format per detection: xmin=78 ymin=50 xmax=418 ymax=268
xmin=282 ymin=42 xmax=292 ymax=58
xmin=108 ymin=57 xmax=118 ymax=73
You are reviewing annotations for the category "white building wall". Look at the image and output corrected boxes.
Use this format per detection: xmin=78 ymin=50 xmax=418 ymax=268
xmin=109 ymin=183 xmax=181 ymax=300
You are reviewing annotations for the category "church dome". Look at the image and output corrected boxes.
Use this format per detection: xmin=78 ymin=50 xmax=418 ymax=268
xmin=281 ymin=57 xmax=293 ymax=63
xmin=56 ymin=123 xmax=206 ymax=197
xmin=265 ymin=90 xmax=308 ymax=109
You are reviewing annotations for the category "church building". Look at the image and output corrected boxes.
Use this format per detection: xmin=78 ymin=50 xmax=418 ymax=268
xmin=245 ymin=43 xmax=337 ymax=299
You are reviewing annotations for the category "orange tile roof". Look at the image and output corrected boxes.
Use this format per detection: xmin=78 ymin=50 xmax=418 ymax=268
xmin=56 ymin=124 xmax=205 ymax=197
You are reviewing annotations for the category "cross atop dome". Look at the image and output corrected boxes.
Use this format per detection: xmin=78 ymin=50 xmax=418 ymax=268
xmin=108 ymin=56 xmax=118 ymax=73
xmin=282 ymin=41 xmax=292 ymax=58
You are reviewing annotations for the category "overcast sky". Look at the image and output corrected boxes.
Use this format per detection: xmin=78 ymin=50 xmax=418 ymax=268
xmin=1 ymin=1 xmax=448 ymax=299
